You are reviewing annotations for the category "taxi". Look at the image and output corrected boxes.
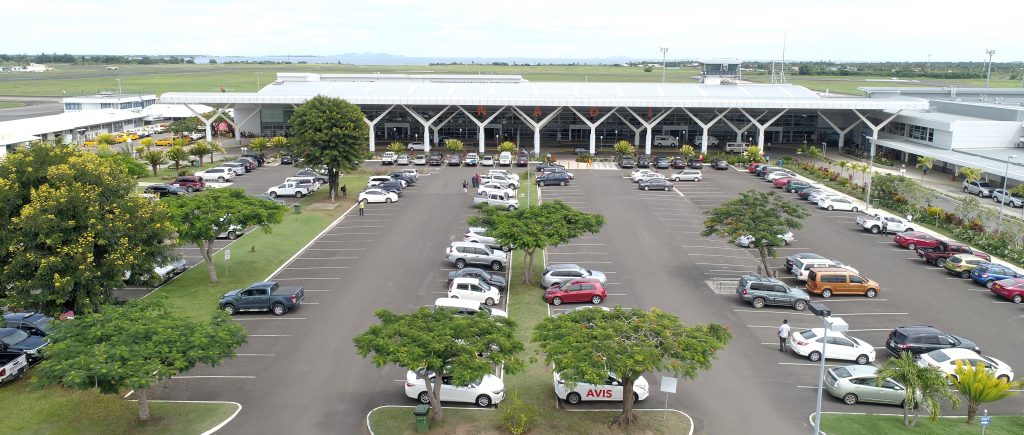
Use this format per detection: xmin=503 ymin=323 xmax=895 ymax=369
xmin=553 ymin=371 xmax=649 ymax=404
xmin=154 ymin=137 xmax=175 ymax=146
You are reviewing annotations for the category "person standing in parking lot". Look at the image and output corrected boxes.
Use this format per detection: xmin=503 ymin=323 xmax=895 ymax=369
xmin=358 ymin=200 xmax=364 ymax=216
xmin=778 ymin=319 xmax=790 ymax=352
xmin=880 ymin=219 xmax=888 ymax=236
xmin=463 ymin=180 xmax=468 ymax=193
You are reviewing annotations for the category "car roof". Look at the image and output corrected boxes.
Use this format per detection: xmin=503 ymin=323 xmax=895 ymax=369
xmin=928 ymin=347 xmax=980 ymax=359
xmin=434 ymin=297 xmax=483 ymax=310
xmin=895 ymin=325 xmax=939 ymax=334
xmin=836 ymin=364 xmax=879 ymax=377
xmin=951 ymin=254 xmax=984 ymax=261
xmin=546 ymin=263 xmax=582 ymax=271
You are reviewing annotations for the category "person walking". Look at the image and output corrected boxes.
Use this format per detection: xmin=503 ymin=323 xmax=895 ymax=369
xmin=880 ymin=218 xmax=888 ymax=236
xmin=899 ymin=164 xmax=907 ymax=177
xmin=340 ymin=184 xmax=347 ymax=199
xmin=462 ymin=180 xmax=468 ymax=193
xmin=358 ymin=200 xmax=365 ymax=216
xmin=778 ymin=319 xmax=791 ymax=352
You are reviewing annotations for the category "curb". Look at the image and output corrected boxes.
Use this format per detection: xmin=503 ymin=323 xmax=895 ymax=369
xmin=125 ymin=399 xmax=242 ymax=435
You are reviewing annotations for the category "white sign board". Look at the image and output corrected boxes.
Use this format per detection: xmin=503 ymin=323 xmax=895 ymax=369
xmin=224 ymin=249 xmax=231 ymax=260
xmin=660 ymin=376 xmax=677 ymax=394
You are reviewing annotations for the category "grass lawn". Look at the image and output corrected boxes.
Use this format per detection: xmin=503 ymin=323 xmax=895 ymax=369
xmin=821 ymin=413 xmax=1024 ymax=435
xmin=744 ymin=71 xmax=1023 ymax=95
xmin=0 ymin=100 xmax=25 ymax=109
xmin=369 ymin=170 xmax=691 ymax=434
xmin=0 ymin=376 xmax=236 ymax=435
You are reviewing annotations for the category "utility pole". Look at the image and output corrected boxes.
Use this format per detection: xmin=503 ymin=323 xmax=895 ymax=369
xmin=660 ymin=47 xmax=669 ymax=83
xmin=985 ymin=49 xmax=996 ymax=88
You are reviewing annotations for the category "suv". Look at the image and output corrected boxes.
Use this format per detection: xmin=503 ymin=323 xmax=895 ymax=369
xmin=171 ymin=176 xmax=206 ymax=192
xmin=536 ymin=172 xmax=571 ymax=186
xmin=619 ymin=155 xmax=635 ymax=169
xmin=144 ymin=183 xmax=188 ymax=197
xmin=963 ymin=180 xmax=994 ymax=197
xmin=446 ymin=241 xmax=507 ymax=271
xmin=736 ymin=275 xmax=809 ymax=310
xmin=885 ymin=325 xmax=979 ymax=357
xmin=2 ymin=313 xmax=54 ymax=337
xmin=428 ymin=153 xmax=444 ymax=166
xmin=540 ymin=264 xmax=608 ymax=288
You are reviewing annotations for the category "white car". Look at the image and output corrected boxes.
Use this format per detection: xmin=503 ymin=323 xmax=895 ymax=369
xmin=381 ymin=152 xmax=397 ymax=165
xmin=789 ymin=328 xmax=876 ymax=365
xmin=464 ymin=153 xmax=479 ymax=166
xmin=498 ymin=152 xmax=513 ymax=166
xmin=918 ymin=348 xmax=1014 ymax=383
xmin=736 ymin=231 xmax=794 ymax=247
xmin=358 ymin=188 xmax=398 ymax=204
xmin=194 ymin=167 xmax=235 ymax=182
xmin=480 ymin=173 xmax=519 ymax=189
xmin=367 ymin=175 xmax=393 ymax=187
xmin=630 ymin=169 xmax=656 ymax=182
xmin=818 ymin=197 xmax=861 ymax=212
xmin=992 ymin=188 xmax=1023 ymax=207
xmin=404 ymin=369 xmax=505 ymax=407
xmin=266 ymin=182 xmax=309 ymax=198
xmin=448 ymin=277 xmax=501 ymax=306
xmin=407 ymin=142 xmax=426 ymax=152
xmin=636 ymin=172 xmax=666 ymax=183
xmin=553 ymin=371 xmax=649 ymax=404
xmin=808 ymin=190 xmax=841 ymax=203
xmin=413 ymin=155 xmax=427 ymax=165
xmin=480 ymin=155 xmax=495 ymax=166
xmin=765 ymin=170 xmax=797 ymax=182
xmin=478 ymin=183 xmax=514 ymax=198
xmin=219 ymin=162 xmax=247 ymax=176
xmin=488 ymin=170 xmax=520 ymax=181
xmin=434 ymin=297 xmax=508 ymax=317
xmin=671 ymin=170 xmax=702 ymax=182
xmin=695 ymin=136 xmax=720 ymax=147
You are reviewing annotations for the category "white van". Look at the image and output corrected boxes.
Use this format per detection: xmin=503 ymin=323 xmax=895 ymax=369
xmin=434 ymin=297 xmax=508 ymax=317
xmin=498 ymin=151 xmax=513 ymax=166
xmin=696 ymin=136 xmax=720 ymax=147
xmin=653 ymin=135 xmax=678 ymax=147
xmin=725 ymin=142 xmax=748 ymax=153
xmin=792 ymin=258 xmax=837 ymax=281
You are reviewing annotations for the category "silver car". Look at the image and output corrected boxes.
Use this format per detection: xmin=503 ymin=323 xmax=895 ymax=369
xmin=670 ymin=170 xmax=702 ymax=182
xmin=992 ymin=188 xmax=1023 ymax=207
xmin=540 ymin=264 xmax=608 ymax=288
xmin=446 ymin=241 xmax=507 ymax=271
xmin=824 ymin=365 xmax=919 ymax=406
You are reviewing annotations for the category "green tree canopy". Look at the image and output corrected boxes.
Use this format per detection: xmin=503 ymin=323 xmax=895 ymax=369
xmin=0 ymin=143 xmax=174 ymax=314
xmin=168 ymin=118 xmax=201 ymax=137
xmin=916 ymin=157 xmax=934 ymax=179
xmin=287 ymin=96 xmax=368 ymax=202
xmin=679 ymin=144 xmax=696 ymax=160
xmin=959 ymin=167 xmax=982 ymax=183
xmin=744 ymin=146 xmax=763 ymax=163
xmin=702 ymin=190 xmax=809 ymax=274
xmin=613 ymin=140 xmax=635 ymax=156
xmin=248 ymin=137 xmax=270 ymax=155
xmin=163 ymin=188 xmax=288 ymax=283
xmin=98 ymin=152 xmax=148 ymax=179
xmin=498 ymin=141 xmax=517 ymax=153
xmin=165 ymin=144 xmax=191 ymax=171
xmin=386 ymin=141 xmax=405 ymax=154
xmin=188 ymin=140 xmax=212 ymax=164
xmin=354 ymin=307 xmax=524 ymax=421
xmin=34 ymin=298 xmax=247 ymax=421
xmin=140 ymin=149 xmax=167 ymax=176
xmin=533 ymin=307 xmax=731 ymax=426
xmin=876 ymin=351 xmax=960 ymax=427
xmin=950 ymin=360 xmax=1021 ymax=423
xmin=445 ymin=138 xmax=465 ymax=153
xmin=469 ymin=201 xmax=605 ymax=283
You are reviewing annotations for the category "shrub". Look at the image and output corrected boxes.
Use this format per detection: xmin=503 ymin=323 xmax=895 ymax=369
xmin=575 ymin=153 xmax=592 ymax=163
xmin=499 ymin=390 xmax=537 ymax=435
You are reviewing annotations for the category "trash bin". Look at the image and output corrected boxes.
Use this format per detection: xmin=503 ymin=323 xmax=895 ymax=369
xmin=777 ymin=159 xmax=783 ymax=167
xmin=292 ymin=203 xmax=301 ymax=214
xmin=413 ymin=404 xmax=430 ymax=433
xmin=872 ymin=199 xmax=880 ymax=210
xmin=191 ymin=159 xmax=200 ymax=167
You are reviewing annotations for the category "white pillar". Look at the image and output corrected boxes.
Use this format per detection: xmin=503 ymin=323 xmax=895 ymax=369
xmin=362 ymin=105 xmax=395 ymax=153
xmin=402 ymin=105 xmax=452 ymax=154
xmin=614 ymin=112 xmax=643 ymax=149
xmin=722 ymin=114 xmax=761 ymax=144
xmin=567 ymin=107 xmax=619 ymax=155
xmin=680 ymin=108 xmax=729 ymax=155
xmin=459 ymin=106 xmax=506 ymax=153
xmin=817 ymin=111 xmax=862 ymax=152
xmin=511 ymin=107 xmax=563 ymax=156
xmin=430 ymin=111 xmax=459 ymax=147
xmin=185 ymin=104 xmax=228 ymax=142
xmin=624 ymin=107 xmax=674 ymax=155
xmin=234 ymin=104 xmax=262 ymax=140
xmin=739 ymin=109 xmax=788 ymax=152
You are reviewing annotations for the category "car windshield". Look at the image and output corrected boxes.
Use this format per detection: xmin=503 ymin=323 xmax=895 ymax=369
xmin=977 ymin=182 xmax=992 ymax=188
xmin=0 ymin=329 xmax=30 ymax=345
xmin=32 ymin=316 xmax=53 ymax=333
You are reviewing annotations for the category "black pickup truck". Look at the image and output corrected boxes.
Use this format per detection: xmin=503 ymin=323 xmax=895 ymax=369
xmin=219 ymin=281 xmax=305 ymax=316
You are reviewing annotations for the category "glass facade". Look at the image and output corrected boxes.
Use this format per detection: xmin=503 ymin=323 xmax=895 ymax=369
xmin=260 ymin=108 xmax=293 ymax=137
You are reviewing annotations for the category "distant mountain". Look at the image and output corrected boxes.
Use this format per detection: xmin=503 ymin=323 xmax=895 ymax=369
xmin=197 ymin=52 xmax=639 ymax=65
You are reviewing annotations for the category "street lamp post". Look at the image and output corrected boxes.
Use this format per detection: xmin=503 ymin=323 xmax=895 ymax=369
xmin=986 ymin=49 xmax=996 ymax=88
xmin=997 ymin=155 xmax=1017 ymax=233
xmin=255 ymin=72 xmax=263 ymax=91
xmin=660 ymin=47 xmax=669 ymax=83
xmin=115 ymin=78 xmax=122 ymax=97
xmin=809 ymin=303 xmax=848 ymax=435
xmin=864 ymin=137 xmax=878 ymax=209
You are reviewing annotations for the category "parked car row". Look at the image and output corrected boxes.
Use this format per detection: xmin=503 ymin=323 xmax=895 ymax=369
xmin=0 ymin=311 xmax=53 ymax=385
xmin=266 ymin=167 xmax=328 ymax=199
xmin=194 ymin=154 xmax=266 ymax=183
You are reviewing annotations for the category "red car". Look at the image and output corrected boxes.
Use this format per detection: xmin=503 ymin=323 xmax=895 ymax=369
xmin=748 ymin=162 xmax=762 ymax=173
xmin=989 ymin=278 xmax=1024 ymax=304
xmin=544 ymin=278 xmax=607 ymax=306
xmin=893 ymin=231 xmax=942 ymax=251
xmin=772 ymin=176 xmax=797 ymax=188
xmin=171 ymin=175 xmax=206 ymax=192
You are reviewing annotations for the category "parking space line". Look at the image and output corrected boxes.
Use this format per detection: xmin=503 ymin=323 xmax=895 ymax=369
xmin=249 ymin=335 xmax=292 ymax=337
xmin=233 ymin=317 xmax=307 ymax=320
xmin=687 ymin=253 xmax=755 ymax=259
xmin=303 ymin=289 xmax=333 ymax=292
xmin=172 ymin=375 xmax=256 ymax=379
xmin=547 ymin=252 xmax=608 ymax=255
xmin=320 ymin=232 xmax=378 ymax=235
xmin=335 ymin=225 xmax=385 ymax=228
xmin=808 ymin=298 xmax=889 ymax=302
xmin=606 ymin=293 xmax=628 ymax=296
xmin=693 ymin=262 xmax=758 ymax=267
xmin=272 ymin=277 xmax=343 ymax=280
xmin=777 ymin=362 xmax=844 ymax=367
xmin=846 ymin=328 xmax=893 ymax=332
xmin=284 ymin=266 xmax=350 ymax=269
xmin=236 ymin=353 xmax=276 ymax=356
xmin=296 ymin=256 xmax=358 ymax=260
xmin=735 ymin=309 xmax=814 ymax=316
xmin=681 ymin=245 xmax=745 ymax=250
xmin=965 ymin=288 xmax=989 ymax=292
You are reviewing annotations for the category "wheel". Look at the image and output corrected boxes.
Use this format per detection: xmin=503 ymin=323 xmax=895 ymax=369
xmin=566 ymin=392 xmax=582 ymax=404
xmin=418 ymin=392 xmax=430 ymax=404
xmin=821 ymin=289 xmax=833 ymax=298
xmin=843 ymin=393 xmax=859 ymax=405
xmin=664 ymin=186 xmax=670 ymax=191
xmin=827 ymin=205 xmax=834 ymax=211
xmin=870 ymin=226 xmax=880 ymax=234
xmin=226 ymin=231 xmax=238 ymax=240
xmin=185 ymin=186 xmax=194 ymax=193
xmin=935 ymin=258 xmax=946 ymax=268
xmin=865 ymin=288 xmax=877 ymax=298
xmin=809 ymin=351 xmax=822 ymax=362
xmin=852 ymin=207 xmax=859 ymax=212
xmin=964 ymin=187 xmax=969 ymax=193
xmin=960 ymin=270 xmax=971 ymax=279
xmin=271 ymin=303 xmax=286 ymax=316
xmin=490 ymin=261 xmax=502 ymax=271
xmin=905 ymin=228 xmax=914 ymax=232
xmin=793 ymin=300 xmax=807 ymax=311
xmin=502 ymin=245 xmax=512 ymax=252
xmin=485 ymin=297 xmax=495 ymax=306
xmin=508 ymin=205 xmax=516 ymax=211
xmin=217 ymin=177 xmax=226 ymax=182
xmin=295 ymin=191 xmax=304 ymax=198
xmin=385 ymin=198 xmax=392 ymax=203
xmin=269 ymin=191 xmax=278 ymax=198
xmin=633 ymin=392 xmax=640 ymax=403
xmin=998 ymin=375 xmax=1010 ymax=383
xmin=591 ymin=295 xmax=603 ymax=304
xmin=476 ymin=395 xmax=492 ymax=407
xmin=559 ymin=181 xmax=566 ymax=186
xmin=906 ymin=242 xmax=917 ymax=250
xmin=977 ymin=191 xmax=983 ymax=197
xmin=644 ymin=186 xmax=650 ymax=191
xmin=455 ymin=259 xmax=467 ymax=269
xmin=538 ymin=181 xmax=546 ymax=187
xmin=994 ymin=196 xmax=1000 ymax=203
xmin=856 ymin=354 xmax=870 ymax=365
xmin=673 ymin=177 xmax=680 ymax=181
xmin=695 ymin=177 xmax=701 ymax=182
xmin=1013 ymin=294 xmax=1022 ymax=304
xmin=552 ymin=297 xmax=563 ymax=306
xmin=223 ymin=304 xmax=237 ymax=315
xmin=788 ymin=189 xmax=796 ymax=193
xmin=986 ymin=280 xmax=996 ymax=289
xmin=752 ymin=297 xmax=766 ymax=309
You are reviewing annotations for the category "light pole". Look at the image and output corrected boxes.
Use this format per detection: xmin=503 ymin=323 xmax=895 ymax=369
xmin=809 ymin=303 xmax=848 ymax=435
xmin=660 ymin=47 xmax=669 ymax=83
xmin=115 ymin=78 xmax=122 ymax=97
xmin=985 ymin=49 xmax=996 ymax=88
xmin=864 ymin=137 xmax=878 ymax=209
xmin=255 ymin=72 xmax=263 ymax=91
xmin=997 ymin=155 xmax=1017 ymax=233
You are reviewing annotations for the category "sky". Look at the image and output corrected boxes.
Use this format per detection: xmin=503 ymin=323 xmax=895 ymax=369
xmin=2 ymin=0 xmax=1021 ymax=62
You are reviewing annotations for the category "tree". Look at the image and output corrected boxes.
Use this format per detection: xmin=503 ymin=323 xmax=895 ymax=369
xmin=803 ymin=145 xmax=824 ymax=165
xmin=140 ymin=149 xmax=167 ymax=176
xmin=188 ymin=140 xmax=213 ymax=165
xmin=206 ymin=141 xmax=224 ymax=164
xmin=679 ymin=144 xmax=696 ymax=161
xmin=469 ymin=202 xmax=604 ymax=284
xmin=386 ymin=141 xmax=405 ymax=154
xmin=853 ymin=162 xmax=870 ymax=184
xmin=613 ymin=140 xmax=635 ymax=156
xmin=287 ymin=96 xmax=368 ymax=203
xmin=138 ymin=137 xmax=154 ymax=150
xmin=172 ymin=138 xmax=190 ymax=149
xmin=94 ymin=132 xmax=117 ymax=147
xmin=168 ymin=118 xmax=201 ymax=137
xmin=533 ymin=307 xmax=731 ymax=426
xmin=445 ymin=138 xmax=465 ymax=153
xmin=163 ymin=188 xmax=288 ymax=283
xmin=837 ymin=160 xmax=850 ymax=178
xmin=354 ymin=307 xmax=524 ymax=421
xmin=949 ymin=360 xmax=1021 ymax=423
xmin=0 ymin=143 xmax=174 ymax=314
xmin=743 ymin=146 xmax=764 ymax=163
xmin=498 ymin=141 xmax=517 ymax=153
xmin=248 ymin=137 xmax=270 ymax=155
xmin=34 ymin=298 xmax=247 ymax=421
xmin=916 ymin=157 xmax=934 ymax=179
xmin=99 ymin=152 xmax=149 ymax=179
xmin=959 ymin=166 xmax=982 ymax=183
xmin=702 ymin=190 xmax=810 ymax=274
xmin=166 ymin=145 xmax=190 ymax=171
xmin=875 ymin=351 xmax=960 ymax=427
xmin=269 ymin=136 xmax=288 ymax=152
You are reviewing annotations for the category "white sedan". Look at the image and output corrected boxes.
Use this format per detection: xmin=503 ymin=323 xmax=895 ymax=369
xmin=358 ymin=188 xmax=398 ymax=204
xmin=789 ymin=328 xmax=876 ymax=365
xmin=553 ymin=371 xmax=650 ymax=404
xmin=448 ymin=277 xmax=501 ymax=306
xmin=194 ymin=167 xmax=235 ymax=182
xmin=478 ymin=183 xmax=514 ymax=198
xmin=765 ymin=170 xmax=797 ymax=182
xmin=736 ymin=232 xmax=794 ymax=247
xmin=404 ymin=369 xmax=505 ymax=407
xmin=630 ymin=169 xmax=656 ymax=182
xmin=918 ymin=348 xmax=1014 ymax=382
xmin=808 ymin=190 xmax=840 ymax=203
xmin=636 ymin=172 xmax=666 ymax=183
xmin=818 ymin=197 xmax=860 ymax=212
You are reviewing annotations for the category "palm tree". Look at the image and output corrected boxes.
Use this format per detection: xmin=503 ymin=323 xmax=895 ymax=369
xmin=386 ymin=141 xmax=405 ymax=154
xmin=206 ymin=141 xmax=224 ymax=164
xmin=916 ymin=157 xmax=934 ymax=180
xmin=852 ymin=162 xmax=869 ymax=185
xmin=498 ymin=141 xmax=517 ymax=153
xmin=248 ymin=137 xmax=270 ymax=155
xmin=949 ymin=360 xmax=1021 ymax=423
xmin=837 ymin=160 xmax=850 ymax=178
xmin=445 ymin=138 xmax=465 ymax=154
xmin=141 ymin=149 xmax=167 ymax=177
xmin=139 ymin=137 xmax=154 ymax=150
xmin=166 ymin=145 xmax=190 ymax=171
xmin=875 ymin=351 xmax=960 ymax=427
xmin=679 ymin=144 xmax=696 ymax=161
xmin=189 ymin=141 xmax=212 ymax=165
xmin=613 ymin=140 xmax=635 ymax=156
xmin=959 ymin=167 xmax=982 ymax=184
xmin=744 ymin=146 xmax=763 ymax=163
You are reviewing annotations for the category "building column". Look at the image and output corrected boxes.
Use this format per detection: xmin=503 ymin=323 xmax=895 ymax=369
xmin=853 ymin=109 xmax=902 ymax=206
xmin=185 ymin=104 xmax=230 ymax=142
xmin=681 ymin=108 xmax=729 ymax=155
xmin=430 ymin=111 xmax=459 ymax=147
xmin=362 ymin=105 xmax=396 ymax=153
xmin=459 ymin=106 xmax=506 ymax=153
xmin=568 ymin=107 xmax=619 ymax=155
xmin=402 ymin=105 xmax=452 ymax=154
xmin=722 ymin=113 xmax=761 ymax=143
xmin=624 ymin=108 xmax=673 ymax=155
xmin=817 ymin=111 xmax=861 ymax=153
xmin=739 ymin=109 xmax=788 ymax=152
xmin=614 ymin=113 xmax=643 ymax=149
xmin=511 ymin=107 xmax=563 ymax=156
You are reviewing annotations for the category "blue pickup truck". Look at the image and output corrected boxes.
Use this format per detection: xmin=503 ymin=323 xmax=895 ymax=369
xmin=219 ymin=281 xmax=305 ymax=316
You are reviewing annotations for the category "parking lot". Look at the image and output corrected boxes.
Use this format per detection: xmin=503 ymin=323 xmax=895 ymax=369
xmin=147 ymin=156 xmax=1024 ymax=434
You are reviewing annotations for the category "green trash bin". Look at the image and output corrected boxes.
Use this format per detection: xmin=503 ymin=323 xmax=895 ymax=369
xmin=413 ymin=404 xmax=430 ymax=433
xmin=292 ymin=203 xmax=301 ymax=214
xmin=191 ymin=159 xmax=200 ymax=167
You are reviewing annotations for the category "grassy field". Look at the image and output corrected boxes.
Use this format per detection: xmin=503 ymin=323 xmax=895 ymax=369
xmin=0 ymin=376 xmax=236 ymax=435
xmin=0 ymin=100 xmax=25 ymax=109
xmin=821 ymin=413 xmax=1024 ymax=435
xmin=743 ymin=71 xmax=1023 ymax=95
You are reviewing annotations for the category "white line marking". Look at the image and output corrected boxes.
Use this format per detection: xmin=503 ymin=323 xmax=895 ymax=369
xmin=778 ymin=362 xmax=844 ymax=367
xmin=296 ymin=257 xmax=358 ymax=260
xmin=693 ymin=262 xmax=758 ymax=267
xmin=272 ymin=277 xmax=342 ymax=280
xmin=249 ymin=334 xmax=292 ymax=337
xmin=846 ymin=328 xmax=894 ymax=332
xmin=236 ymin=353 xmax=276 ymax=356
xmin=233 ymin=317 xmax=307 ymax=320
xmin=171 ymin=375 xmax=256 ymax=379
